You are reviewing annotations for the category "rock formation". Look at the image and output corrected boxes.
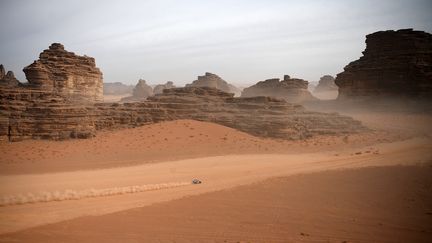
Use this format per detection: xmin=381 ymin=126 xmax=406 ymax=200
xmin=241 ymin=75 xmax=316 ymax=103
xmin=186 ymin=72 xmax=239 ymax=94
xmin=103 ymin=82 xmax=134 ymax=95
xmin=314 ymin=75 xmax=337 ymax=93
xmin=153 ymin=81 xmax=176 ymax=95
xmin=335 ymin=29 xmax=432 ymax=99
xmin=0 ymin=65 xmax=19 ymax=87
xmin=23 ymin=43 xmax=103 ymax=102
xmin=121 ymin=79 xmax=153 ymax=102
xmin=1 ymin=85 xmax=365 ymax=141
xmin=0 ymin=44 xmax=366 ymax=142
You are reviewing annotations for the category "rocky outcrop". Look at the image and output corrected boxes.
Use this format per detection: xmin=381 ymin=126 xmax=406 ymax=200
xmin=186 ymin=72 xmax=239 ymax=94
xmin=314 ymin=75 xmax=337 ymax=93
xmin=121 ymin=79 xmax=153 ymax=102
xmin=241 ymin=75 xmax=316 ymax=103
xmin=23 ymin=43 xmax=103 ymax=102
xmin=0 ymin=65 xmax=19 ymax=87
xmin=103 ymin=82 xmax=134 ymax=95
xmin=335 ymin=29 xmax=432 ymax=99
xmin=0 ymin=86 xmax=365 ymax=142
xmin=153 ymin=81 xmax=176 ymax=95
xmin=0 ymin=45 xmax=366 ymax=142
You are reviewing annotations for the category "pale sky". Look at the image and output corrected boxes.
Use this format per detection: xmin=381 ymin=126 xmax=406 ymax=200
xmin=1 ymin=0 xmax=431 ymax=86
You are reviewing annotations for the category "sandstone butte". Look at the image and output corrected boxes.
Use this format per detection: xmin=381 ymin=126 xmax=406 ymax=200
xmin=335 ymin=29 xmax=432 ymax=99
xmin=241 ymin=75 xmax=316 ymax=103
xmin=0 ymin=44 xmax=366 ymax=142
xmin=186 ymin=72 xmax=240 ymax=95
xmin=314 ymin=75 xmax=337 ymax=93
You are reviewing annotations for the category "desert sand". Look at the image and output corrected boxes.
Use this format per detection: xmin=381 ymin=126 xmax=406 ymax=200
xmin=0 ymin=112 xmax=431 ymax=242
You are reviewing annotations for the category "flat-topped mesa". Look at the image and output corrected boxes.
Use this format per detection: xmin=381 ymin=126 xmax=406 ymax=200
xmin=153 ymin=81 xmax=176 ymax=95
xmin=0 ymin=64 xmax=20 ymax=87
xmin=186 ymin=72 xmax=239 ymax=94
xmin=241 ymin=75 xmax=316 ymax=103
xmin=23 ymin=43 xmax=103 ymax=102
xmin=335 ymin=29 xmax=432 ymax=99
xmin=314 ymin=75 xmax=337 ymax=93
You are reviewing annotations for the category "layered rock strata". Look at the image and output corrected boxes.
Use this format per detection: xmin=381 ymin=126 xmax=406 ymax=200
xmin=23 ymin=43 xmax=103 ymax=102
xmin=241 ymin=75 xmax=316 ymax=103
xmin=0 ymin=86 xmax=365 ymax=142
xmin=335 ymin=29 xmax=432 ymax=99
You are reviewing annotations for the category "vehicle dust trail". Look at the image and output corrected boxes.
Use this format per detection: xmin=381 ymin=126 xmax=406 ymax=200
xmin=0 ymin=182 xmax=191 ymax=207
xmin=0 ymin=137 xmax=430 ymax=235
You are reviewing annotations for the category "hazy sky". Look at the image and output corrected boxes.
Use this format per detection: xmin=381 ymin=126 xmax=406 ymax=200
xmin=1 ymin=0 xmax=431 ymax=86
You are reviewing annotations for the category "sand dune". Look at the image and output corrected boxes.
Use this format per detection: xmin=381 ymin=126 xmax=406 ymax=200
xmin=0 ymin=114 xmax=431 ymax=241
xmin=0 ymin=136 xmax=430 ymax=235
xmin=0 ymin=119 xmax=412 ymax=175
xmin=3 ymin=165 xmax=430 ymax=243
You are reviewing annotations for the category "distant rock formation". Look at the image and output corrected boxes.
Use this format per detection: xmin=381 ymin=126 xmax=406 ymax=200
xmin=241 ymin=75 xmax=316 ymax=103
xmin=335 ymin=29 xmax=432 ymax=99
xmin=0 ymin=45 xmax=366 ymax=142
xmin=121 ymin=79 xmax=153 ymax=102
xmin=153 ymin=81 xmax=176 ymax=95
xmin=23 ymin=43 xmax=103 ymax=102
xmin=186 ymin=72 xmax=239 ymax=95
xmin=314 ymin=75 xmax=337 ymax=93
xmin=0 ymin=65 xmax=19 ymax=87
xmin=103 ymin=82 xmax=134 ymax=95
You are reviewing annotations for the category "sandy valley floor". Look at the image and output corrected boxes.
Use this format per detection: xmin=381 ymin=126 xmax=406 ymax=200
xmin=0 ymin=112 xmax=431 ymax=242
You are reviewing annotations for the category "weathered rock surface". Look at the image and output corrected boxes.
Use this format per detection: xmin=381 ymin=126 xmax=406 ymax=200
xmin=0 ymin=86 xmax=365 ymax=142
xmin=335 ymin=29 xmax=432 ymax=99
xmin=186 ymin=72 xmax=239 ymax=94
xmin=0 ymin=65 xmax=19 ymax=87
xmin=121 ymin=79 xmax=154 ymax=102
xmin=241 ymin=75 xmax=316 ymax=103
xmin=0 ymin=45 xmax=366 ymax=142
xmin=153 ymin=81 xmax=176 ymax=95
xmin=103 ymin=82 xmax=134 ymax=95
xmin=23 ymin=43 xmax=103 ymax=102
xmin=314 ymin=75 xmax=337 ymax=93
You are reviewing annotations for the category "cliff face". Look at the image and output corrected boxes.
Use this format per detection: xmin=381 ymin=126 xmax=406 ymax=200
xmin=23 ymin=43 xmax=103 ymax=102
xmin=0 ymin=86 xmax=365 ymax=142
xmin=335 ymin=29 xmax=432 ymax=99
xmin=241 ymin=75 xmax=316 ymax=103
xmin=0 ymin=44 xmax=366 ymax=142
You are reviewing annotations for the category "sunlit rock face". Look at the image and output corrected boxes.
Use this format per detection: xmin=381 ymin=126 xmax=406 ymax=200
xmin=335 ymin=29 xmax=432 ymax=99
xmin=241 ymin=75 xmax=316 ymax=103
xmin=23 ymin=43 xmax=103 ymax=102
